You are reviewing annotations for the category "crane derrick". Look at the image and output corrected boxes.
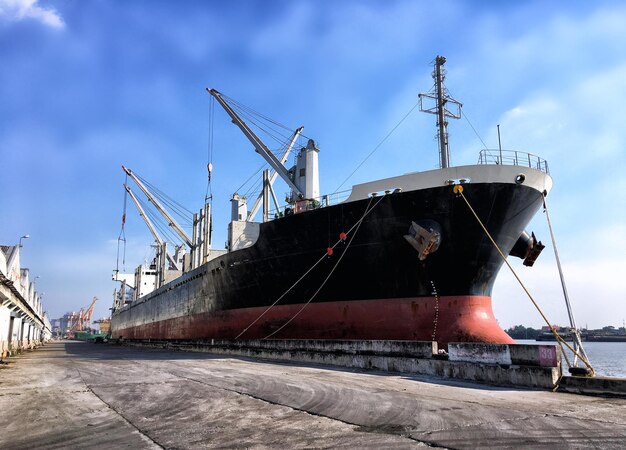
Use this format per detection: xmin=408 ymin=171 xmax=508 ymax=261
xmin=66 ymin=297 xmax=98 ymax=338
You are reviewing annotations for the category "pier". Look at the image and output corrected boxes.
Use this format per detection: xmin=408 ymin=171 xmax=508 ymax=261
xmin=1 ymin=341 xmax=624 ymax=449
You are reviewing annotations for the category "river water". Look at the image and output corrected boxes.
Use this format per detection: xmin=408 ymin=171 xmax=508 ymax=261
xmin=516 ymin=340 xmax=626 ymax=378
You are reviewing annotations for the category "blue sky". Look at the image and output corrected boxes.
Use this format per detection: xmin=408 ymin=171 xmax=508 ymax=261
xmin=1 ymin=0 xmax=624 ymax=329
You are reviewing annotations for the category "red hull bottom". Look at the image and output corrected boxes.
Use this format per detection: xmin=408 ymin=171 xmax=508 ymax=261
xmin=113 ymin=296 xmax=514 ymax=347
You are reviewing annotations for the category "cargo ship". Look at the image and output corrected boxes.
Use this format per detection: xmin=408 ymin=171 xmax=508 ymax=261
xmin=111 ymin=56 xmax=552 ymax=346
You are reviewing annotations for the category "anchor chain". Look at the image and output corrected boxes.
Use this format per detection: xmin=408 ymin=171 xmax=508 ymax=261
xmin=430 ymin=280 xmax=440 ymax=342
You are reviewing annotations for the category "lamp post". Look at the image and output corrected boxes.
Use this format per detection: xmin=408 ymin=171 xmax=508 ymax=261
xmin=19 ymin=235 xmax=30 ymax=247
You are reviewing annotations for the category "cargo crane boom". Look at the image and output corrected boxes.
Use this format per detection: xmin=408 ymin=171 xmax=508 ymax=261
xmin=124 ymin=184 xmax=179 ymax=269
xmin=207 ymin=88 xmax=304 ymax=197
xmin=82 ymin=297 xmax=97 ymax=326
xmin=247 ymin=126 xmax=303 ymax=221
xmin=122 ymin=165 xmax=194 ymax=249
xmin=66 ymin=297 xmax=98 ymax=337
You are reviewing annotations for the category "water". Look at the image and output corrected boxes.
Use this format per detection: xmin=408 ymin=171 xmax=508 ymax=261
xmin=516 ymin=340 xmax=626 ymax=378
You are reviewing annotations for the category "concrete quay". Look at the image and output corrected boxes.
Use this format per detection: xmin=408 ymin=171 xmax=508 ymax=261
xmin=140 ymin=339 xmax=563 ymax=390
xmin=1 ymin=341 xmax=625 ymax=449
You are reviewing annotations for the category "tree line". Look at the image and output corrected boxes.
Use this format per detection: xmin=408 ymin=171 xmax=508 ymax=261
xmin=505 ymin=325 xmax=626 ymax=339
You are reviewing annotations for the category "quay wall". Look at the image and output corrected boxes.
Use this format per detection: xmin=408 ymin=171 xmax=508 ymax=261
xmin=126 ymin=339 xmax=563 ymax=390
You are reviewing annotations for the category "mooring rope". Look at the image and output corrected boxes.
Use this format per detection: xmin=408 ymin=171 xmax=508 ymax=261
xmin=263 ymin=196 xmax=381 ymax=340
xmin=453 ymin=184 xmax=595 ymax=375
xmin=542 ymin=193 xmax=591 ymax=367
xmin=235 ymin=194 xmax=385 ymax=340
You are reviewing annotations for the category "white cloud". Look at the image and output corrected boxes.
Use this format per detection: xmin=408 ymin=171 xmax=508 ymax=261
xmin=0 ymin=0 xmax=64 ymax=28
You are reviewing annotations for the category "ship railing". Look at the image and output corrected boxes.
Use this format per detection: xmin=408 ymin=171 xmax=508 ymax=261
xmin=268 ymin=189 xmax=351 ymax=219
xmin=478 ymin=149 xmax=549 ymax=174
xmin=319 ymin=190 xmax=352 ymax=207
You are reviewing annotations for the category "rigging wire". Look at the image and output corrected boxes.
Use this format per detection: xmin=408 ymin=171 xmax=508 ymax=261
xmin=222 ymin=92 xmax=311 ymax=146
xmin=332 ymin=101 xmax=420 ymax=194
xmin=206 ymin=95 xmax=214 ymax=203
xmin=211 ymin=92 xmax=311 ymax=203
xmin=136 ymin=173 xmax=194 ymax=221
xmin=234 ymin=162 xmax=267 ymax=195
xmin=241 ymin=112 xmax=296 ymax=146
xmin=454 ymin=185 xmax=594 ymax=374
xmin=461 ymin=109 xmax=489 ymax=150
xmin=235 ymin=193 xmax=386 ymax=340
xmin=243 ymin=180 xmax=263 ymax=201
xmin=138 ymin=195 xmax=184 ymax=247
xmin=542 ymin=193 xmax=591 ymax=368
xmin=116 ymin=174 xmax=129 ymax=274
xmin=220 ymin=92 xmax=295 ymax=134
xmin=263 ymin=194 xmax=380 ymax=340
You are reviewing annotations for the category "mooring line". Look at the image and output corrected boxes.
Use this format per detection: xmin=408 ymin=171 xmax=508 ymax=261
xmin=542 ymin=193 xmax=591 ymax=368
xmin=236 ymin=194 xmax=385 ymax=340
xmin=263 ymin=196 xmax=379 ymax=340
xmin=453 ymin=184 xmax=594 ymax=374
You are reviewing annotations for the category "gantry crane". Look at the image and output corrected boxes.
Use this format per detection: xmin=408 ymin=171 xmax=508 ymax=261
xmin=67 ymin=297 xmax=98 ymax=337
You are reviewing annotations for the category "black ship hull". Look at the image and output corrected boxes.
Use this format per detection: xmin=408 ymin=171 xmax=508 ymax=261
xmin=112 ymin=165 xmax=551 ymax=346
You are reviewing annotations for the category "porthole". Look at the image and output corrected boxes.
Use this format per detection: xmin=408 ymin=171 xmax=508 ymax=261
xmin=515 ymin=173 xmax=526 ymax=184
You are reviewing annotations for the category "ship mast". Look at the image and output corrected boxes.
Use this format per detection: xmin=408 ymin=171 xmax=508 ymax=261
xmin=419 ymin=56 xmax=462 ymax=169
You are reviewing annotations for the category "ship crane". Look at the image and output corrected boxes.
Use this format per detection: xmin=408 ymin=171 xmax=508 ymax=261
xmin=93 ymin=317 xmax=111 ymax=335
xmin=82 ymin=296 xmax=97 ymax=327
xmin=246 ymin=126 xmax=304 ymax=221
xmin=207 ymin=88 xmax=305 ymax=198
xmin=124 ymin=184 xmax=180 ymax=270
xmin=122 ymin=165 xmax=194 ymax=250
xmin=67 ymin=297 xmax=98 ymax=337
xmin=207 ymin=88 xmax=320 ymax=225
xmin=122 ymin=164 xmax=207 ymax=271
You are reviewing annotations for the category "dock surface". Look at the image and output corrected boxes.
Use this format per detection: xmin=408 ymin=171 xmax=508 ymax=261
xmin=1 ymin=341 xmax=624 ymax=449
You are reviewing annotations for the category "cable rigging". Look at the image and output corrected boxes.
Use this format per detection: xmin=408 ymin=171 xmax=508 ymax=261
xmin=461 ymin=110 xmax=489 ymax=151
xmin=453 ymin=184 xmax=594 ymax=375
xmin=206 ymin=95 xmax=215 ymax=203
xmin=262 ymin=194 xmax=380 ymax=340
xmin=332 ymin=101 xmax=420 ymax=194
xmin=235 ymin=192 xmax=387 ymax=340
xmin=137 ymin=194 xmax=184 ymax=248
xmin=135 ymin=173 xmax=194 ymax=225
xmin=218 ymin=92 xmax=311 ymax=152
xmin=212 ymin=96 xmax=308 ymax=207
xmin=115 ymin=173 xmax=129 ymax=274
